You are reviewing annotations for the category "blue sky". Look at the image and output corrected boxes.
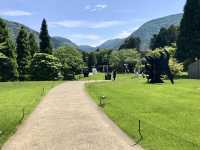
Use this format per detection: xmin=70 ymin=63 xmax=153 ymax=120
xmin=0 ymin=0 xmax=186 ymax=46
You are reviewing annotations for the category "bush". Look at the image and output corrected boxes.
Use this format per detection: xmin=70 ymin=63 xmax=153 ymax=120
xmin=0 ymin=52 xmax=18 ymax=81
xmin=30 ymin=53 xmax=62 ymax=81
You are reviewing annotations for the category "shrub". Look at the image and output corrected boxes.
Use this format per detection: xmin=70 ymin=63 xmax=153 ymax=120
xmin=30 ymin=53 xmax=62 ymax=80
xmin=0 ymin=52 xmax=18 ymax=81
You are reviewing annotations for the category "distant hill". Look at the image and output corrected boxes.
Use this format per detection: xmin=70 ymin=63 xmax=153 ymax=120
xmin=3 ymin=18 xmax=78 ymax=49
xmin=98 ymin=38 xmax=125 ymax=49
xmin=51 ymin=36 xmax=77 ymax=48
xmin=131 ymin=14 xmax=183 ymax=51
xmin=97 ymin=14 xmax=183 ymax=51
xmin=79 ymin=45 xmax=96 ymax=52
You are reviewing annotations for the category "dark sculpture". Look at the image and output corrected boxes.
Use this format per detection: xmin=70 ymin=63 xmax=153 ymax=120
xmin=143 ymin=50 xmax=174 ymax=84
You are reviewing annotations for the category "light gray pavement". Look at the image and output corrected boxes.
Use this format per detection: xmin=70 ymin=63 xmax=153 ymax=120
xmin=2 ymin=81 xmax=142 ymax=150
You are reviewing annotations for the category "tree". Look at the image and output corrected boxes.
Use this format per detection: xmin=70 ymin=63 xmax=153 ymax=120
xmin=16 ymin=27 xmax=31 ymax=80
xmin=0 ymin=18 xmax=18 ymax=81
xmin=30 ymin=53 xmax=62 ymax=81
xmin=110 ymin=49 xmax=141 ymax=72
xmin=39 ymin=19 xmax=52 ymax=54
xmin=88 ymin=52 xmax=97 ymax=69
xmin=54 ymin=46 xmax=84 ymax=79
xmin=29 ymin=33 xmax=39 ymax=57
xmin=95 ymin=49 xmax=112 ymax=71
xmin=119 ymin=37 xmax=140 ymax=50
xmin=150 ymin=25 xmax=179 ymax=50
xmin=176 ymin=0 xmax=200 ymax=63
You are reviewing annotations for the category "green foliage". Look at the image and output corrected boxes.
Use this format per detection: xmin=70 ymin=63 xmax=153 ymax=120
xmin=176 ymin=0 xmax=200 ymax=63
xmin=95 ymin=49 xmax=112 ymax=71
xmin=16 ymin=27 xmax=31 ymax=80
xmin=88 ymin=52 xmax=97 ymax=69
xmin=39 ymin=19 xmax=52 ymax=54
xmin=119 ymin=37 xmax=140 ymax=50
xmin=0 ymin=18 xmax=18 ymax=81
xmin=30 ymin=53 xmax=62 ymax=81
xmin=0 ymin=53 xmax=18 ymax=81
xmin=29 ymin=33 xmax=39 ymax=57
xmin=148 ymin=47 xmax=183 ymax=76
xmin=150 ymin=25 xmax=179 ymax=50
xmin=110 ymin=49 xmax=141 ymax=72
xmin=54 ymin=46 xmax=84 ymax=80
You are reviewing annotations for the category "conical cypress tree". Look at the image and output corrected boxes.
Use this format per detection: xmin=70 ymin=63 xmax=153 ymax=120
xmin=16 ymin=26 xmax=31 ymax=80
xmin=39 ymin=19 xmax=52 ymax=54
xmin=0 ymin=18 xmax=18 ymax=81
xmin=29 ymin=33 xmax=39 ymax=57
xmin=176 ymin=0 xmax=200 ymax=63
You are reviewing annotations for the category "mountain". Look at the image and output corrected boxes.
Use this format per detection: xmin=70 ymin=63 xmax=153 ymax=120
xmin=51 ymin=36 xmax=77 ymax=48
xmin=131 ymin=14 xmax=183 ymax=51
xmin=3 ymin=18 xmax=78 ymax=49
xmin=79 ymin=45 xmax=96 ymax=52
xmin=98 ymin=38 xmax=125 ymax=49
xmin=97 ymin=14 xmax=183 ymax=51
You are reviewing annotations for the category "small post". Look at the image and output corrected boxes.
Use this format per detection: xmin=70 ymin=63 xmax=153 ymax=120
xmin=99 ymin=96 xmax=106 ymax=107
xmin=19 ymin=108 xmax=25 ymax=124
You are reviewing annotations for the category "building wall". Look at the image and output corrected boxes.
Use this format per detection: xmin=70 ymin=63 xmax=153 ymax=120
xmin=188 ymin=60 xmax=200 ymax=79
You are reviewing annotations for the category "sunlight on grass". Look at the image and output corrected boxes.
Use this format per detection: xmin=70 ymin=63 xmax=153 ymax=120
xmin=86 ymin=77 xmax=200 ymax=150
xmin=0 ymin=81 xmax=61 ymax=147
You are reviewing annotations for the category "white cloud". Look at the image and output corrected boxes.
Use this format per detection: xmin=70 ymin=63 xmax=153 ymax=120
xmin=67 ymin=34 xmax=107 ymax=47
xmin=0 ymin=10 xmax=32 ymax=17
xmin=85 ymin=4 xmax=108 ymax=12
xmin=49 ymin=20 xmax=124 ymax=29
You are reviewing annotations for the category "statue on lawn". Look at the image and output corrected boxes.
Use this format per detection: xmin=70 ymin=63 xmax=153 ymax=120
xmin=143 ymin=49 xmax=174 ymax=84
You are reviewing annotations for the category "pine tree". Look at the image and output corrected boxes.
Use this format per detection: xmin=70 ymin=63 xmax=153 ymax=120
xmin=176 ymin=0 xmax=200 ymax=63
xmin=39 ymin=19 xmax=52 ymax=54
xmin=150 ymin=25 xmax=179 ymax=50
xmin=0 ymin=18 xmax=18 ymax=81
xmin=29 ymin=33 xmax=38 ymax=57
xmin=16 ymin=26 xmax=31 ymax=80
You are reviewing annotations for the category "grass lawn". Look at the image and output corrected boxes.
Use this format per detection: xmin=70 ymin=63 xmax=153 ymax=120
xmin=86 ymin=75 xmax=200 ymax=150
xmin=0 ymin=81 xmax=61 ymax=147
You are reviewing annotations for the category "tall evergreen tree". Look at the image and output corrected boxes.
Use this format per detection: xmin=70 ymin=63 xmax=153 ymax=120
xmin=0 ymin=18 xmax=18 ymax=81
xmin=88 ymin=52 xmax=97 ymax=69
xmin=39 ymin=19 xmax=52 ymax=54
xmin=150 ymin=25 xmax=179 ymax=50
xmin=29 ymin=33 xmax=39 ymax=57
xmin=176 ymin=0 xmax=200 ymax=63
xmin=16 ymin=26 xmax=31 ymax=80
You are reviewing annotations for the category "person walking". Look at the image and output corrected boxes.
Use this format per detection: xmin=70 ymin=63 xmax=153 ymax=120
xmin=112 ymin=70 xmax=117 ymax=81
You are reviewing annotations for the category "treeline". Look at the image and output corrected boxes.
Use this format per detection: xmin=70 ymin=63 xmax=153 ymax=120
xmin=0 ymin=18 xmax=84 ymax=81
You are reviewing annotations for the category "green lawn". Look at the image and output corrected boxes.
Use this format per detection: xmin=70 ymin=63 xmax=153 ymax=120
xmin=86 ymin=75 xmax=200 ymax=150
xmin=0 ymin=81 xmax=61 ymax=147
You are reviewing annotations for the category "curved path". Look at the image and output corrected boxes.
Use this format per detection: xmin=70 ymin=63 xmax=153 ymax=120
xmin=2 ymin=81 xmax=142 ymax=150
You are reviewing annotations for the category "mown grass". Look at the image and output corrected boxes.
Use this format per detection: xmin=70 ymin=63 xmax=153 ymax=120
xmin=0 ymin=81 xmax=61 ymax=147
xmin=86 ymin=75 xmax=200 ymax=150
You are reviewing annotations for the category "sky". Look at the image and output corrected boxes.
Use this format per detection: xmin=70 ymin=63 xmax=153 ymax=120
xmin=0 ymin=0 xmax=186 ymax=47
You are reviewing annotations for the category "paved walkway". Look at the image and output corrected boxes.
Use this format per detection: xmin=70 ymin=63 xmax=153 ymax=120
xmin=2 ymin=81 xmax=142 ymax=150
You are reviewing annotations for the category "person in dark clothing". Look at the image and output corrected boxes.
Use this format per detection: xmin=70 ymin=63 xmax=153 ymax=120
xmin=112 ymin=70 xmax=117 ymax=81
